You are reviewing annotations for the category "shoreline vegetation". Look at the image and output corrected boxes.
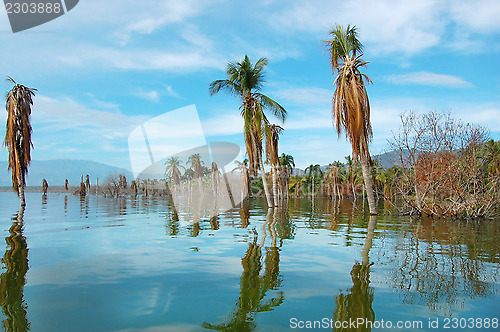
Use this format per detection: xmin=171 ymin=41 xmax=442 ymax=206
xmin=5 ymin=120 xmax=499 ymax=220
xmin=3 ymin=25 xmax=499 ymax=220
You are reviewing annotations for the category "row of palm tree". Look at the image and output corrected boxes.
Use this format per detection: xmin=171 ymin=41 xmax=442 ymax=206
xmin=209 ymin=55 xmax=288 ymax=208
xmin=4 ymin=24 xmax=378 ymax=213
xmin=285 ymin=158 xmax=398 ymax=200
xmin=209 ymin=24 xmax=378 ymax=213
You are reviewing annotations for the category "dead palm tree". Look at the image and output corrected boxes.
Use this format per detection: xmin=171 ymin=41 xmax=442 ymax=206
xmin=326 ymin=24 xmax=377 ymax=214
xmin=3 ymin=77 xmax=36 ymax=206
xmin=42 ymin=178 xmax=48 ymax=195
xmin=266 ymin=124 xmax=283 ymax=207
xmin=211 ymin=161 xmax=220 ymax=197
xmin=187 ymin=153 xmax=204 ymax=190
xmin=209 ymin=55 xmax=287 ymax=208
xmin=326 ymin=163 xmax=343 ymax=200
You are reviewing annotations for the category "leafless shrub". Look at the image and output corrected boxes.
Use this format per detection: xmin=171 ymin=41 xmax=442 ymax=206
xmin=102 ymin=173 xmax=122 ymax=196
xmin=389 ymin=111 xmax=498 ymax=218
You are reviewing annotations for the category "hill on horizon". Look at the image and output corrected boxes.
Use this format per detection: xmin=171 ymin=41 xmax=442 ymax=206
xmin=0 ymin=151 xmax=403 ymax=187
xmin=0 ymin=159 xmax=133 ymax=187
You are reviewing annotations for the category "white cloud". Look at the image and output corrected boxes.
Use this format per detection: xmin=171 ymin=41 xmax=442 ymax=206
xmin=268 ymin=0 xmax=500 ymax=56
xmin=135 ymin=89 xmax=160 ymax=103
xmin=448 ymin=0 xmax=500 ymax=32
xmin=113 ymin=1 xmax=205 ymax=45
xmin=456 ymin=107 xmax=500 ymax=132
xmin=134 ymin=86 xmax=181 ymax=102
xmin=270 ymin=0 xmax=443 ymax=55
xmin=56 ymin=46 xmax=225 ymax=73
xmin=387 ymin=72 xmax=473 ymax=88
xmin=33 ymin=95 xmax=147 ymax=136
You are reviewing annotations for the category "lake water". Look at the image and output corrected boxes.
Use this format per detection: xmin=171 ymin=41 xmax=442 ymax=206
xmin=0 ymin=192 xmax=498 ymax=331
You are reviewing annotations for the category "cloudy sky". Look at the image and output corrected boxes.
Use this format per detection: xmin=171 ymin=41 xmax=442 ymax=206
xmin=0 ymin=0 xmax=499 ymax=171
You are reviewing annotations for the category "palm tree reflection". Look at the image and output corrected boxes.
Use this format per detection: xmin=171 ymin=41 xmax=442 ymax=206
xmin=203 ymin=209 xmax=284 ymax=331
xmin=0 ymin=206 xmax=30 ymax=331
xmin=333 ymin=216 xmax=377 ymax=332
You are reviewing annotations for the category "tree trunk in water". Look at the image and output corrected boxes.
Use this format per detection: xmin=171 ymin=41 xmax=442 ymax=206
xmin=18 ymin=178 xmax=25 ymax=206
xmin=360 ymin=154 xmax=378 ymax=215
xmin=361 ymin=215 xmax=377 ymax=266
xmin=259 ymin=155 xmax=273 ymax=208
xmin=272 ymin=164 xmax=278 ymax=207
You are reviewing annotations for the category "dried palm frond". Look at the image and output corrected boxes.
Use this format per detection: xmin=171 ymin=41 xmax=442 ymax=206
xmin=265 ymin=124 xmax=283 ymax=166
xmin=332 ymin=53 xmax=372 ymax=160
xmin=4 ymin=77 xmax=36 ymax=195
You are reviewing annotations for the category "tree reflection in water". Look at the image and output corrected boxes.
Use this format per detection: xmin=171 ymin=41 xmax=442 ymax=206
xmin=333 ymin=216 xmax=377 ymax=332
xmin=203 ymin=208 xmax=284 ymax=331
xmin=389 ymin=218 xmax=499 ymax=314
xmin=0 ymin=206 xmax=30 ymax=331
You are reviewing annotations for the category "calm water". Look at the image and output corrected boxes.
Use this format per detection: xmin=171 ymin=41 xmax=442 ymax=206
xmin=0 ymin=193 xmax=498 ymax=331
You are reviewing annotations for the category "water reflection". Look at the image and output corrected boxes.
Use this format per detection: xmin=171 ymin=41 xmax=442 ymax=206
xmin=333 ymin=216 xmax=377 ymax=332
xmin=239 ymin=200 xmax=250 ymax=229
xmin=165 ymin=203 xmax=180 ymax=237
xmin=389 ymin=218 xmax=499 ymax=314
xmin=203 ymin=209 xmax=284 ymax=331
xmin=0 ymin=206 xmax=30 ymax=332
xmin=0 ymin=194 xmax=497 ymax=331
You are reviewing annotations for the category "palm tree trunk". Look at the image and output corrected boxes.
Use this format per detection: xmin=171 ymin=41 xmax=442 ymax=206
xmin=360 ymin=154 xmax=378 ymax=215
xmin=18 ymin=178 xmax=25 ymax=206
xmin=259 ymin=154 xmax=273 ymax=208
xmin=312 ymin=177 xmax=315 ymax=201
xmin=272 ymin=164 xmax=278 ymax=207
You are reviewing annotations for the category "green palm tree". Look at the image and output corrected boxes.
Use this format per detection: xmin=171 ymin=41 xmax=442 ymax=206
xmin=165 ymin=157 xmax=184 ymax=186
xmin=326 ymin=25 xmax=378 ymax=214
xmin=481 ymin=140 xmax=500 ymax=175
xmin=279 ymin=153 xmax=295 ymax=172
xmin=279 ymin=153 xmax=295 ymax=199
xmin=209 ymin=55 xmax=287 ymax=208
xmin=3 ymin=77 xmax=36 ymax=206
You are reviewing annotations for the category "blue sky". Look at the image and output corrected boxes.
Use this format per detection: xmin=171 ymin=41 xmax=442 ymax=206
xmin=0 ymin=0 xmax=499 ymax=171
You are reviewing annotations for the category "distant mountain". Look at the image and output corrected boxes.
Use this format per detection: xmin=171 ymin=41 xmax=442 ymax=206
xmin=0 ymin=159 xmax=133 ymax=187
xmin=373 ymin=150 xmax=401 ymax=169
xmin=373 ymin=150 xmax=415 ymax=168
